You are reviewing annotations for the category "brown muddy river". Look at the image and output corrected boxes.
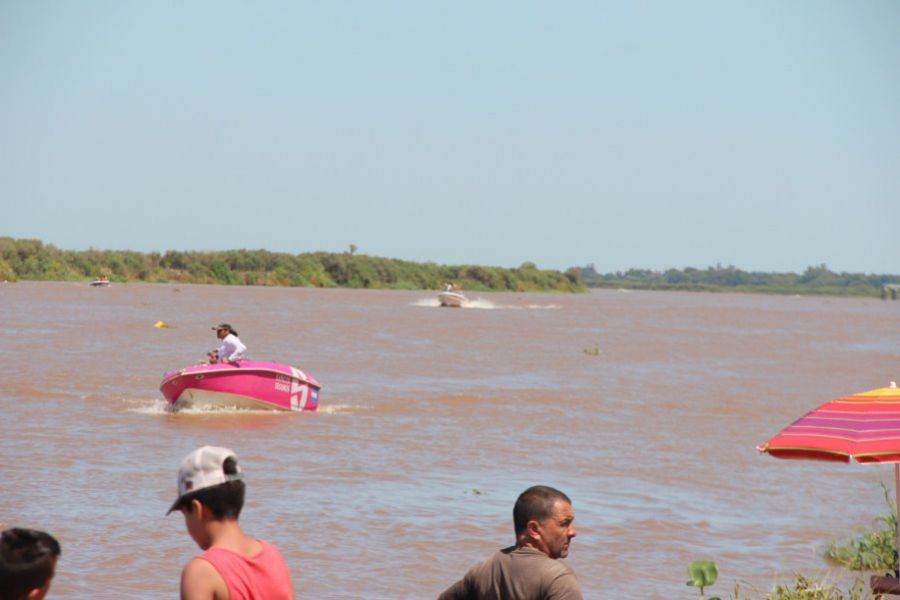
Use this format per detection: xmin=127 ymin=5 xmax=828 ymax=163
xmin=2 ymin=282 xmax=898 ymax=598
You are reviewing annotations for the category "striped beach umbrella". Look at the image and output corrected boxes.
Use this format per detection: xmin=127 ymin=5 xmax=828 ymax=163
xmin=758 ymin=384 xmax=900 ymax=579
xmin=759 ymin=385 xmax=900 ymax=463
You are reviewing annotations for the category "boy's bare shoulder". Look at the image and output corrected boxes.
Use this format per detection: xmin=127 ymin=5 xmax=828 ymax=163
xmin=181 ymin=556 xmax=228 ymax=600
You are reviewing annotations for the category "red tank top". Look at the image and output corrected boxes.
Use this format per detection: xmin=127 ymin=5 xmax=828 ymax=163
xmin=198 ymin=539 xmax=293 ymax=600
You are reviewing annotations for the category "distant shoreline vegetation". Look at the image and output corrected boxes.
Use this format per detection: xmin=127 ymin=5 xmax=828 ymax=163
xmin=4 ymin=238 xmax=897 ymax=297
xmin=0 ymin=238 xmax=584 ymax=293
xmin=574 ymin=263 xmax=900 ymax=298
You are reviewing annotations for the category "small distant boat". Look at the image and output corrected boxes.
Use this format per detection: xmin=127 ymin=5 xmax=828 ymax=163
xmin=160 ymin=360 xmax=321 ymax=412
xmin=438 ymin=290 xmax=468 ymax=308
xmin=90 ymin=277 xmax=110 ymax=287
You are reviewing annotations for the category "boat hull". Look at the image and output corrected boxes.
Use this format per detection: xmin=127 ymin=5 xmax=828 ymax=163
xmin=438 ymin=291 xmax=467 ymax=307
xmin=160 ymin=361 xmax=320 ymax=412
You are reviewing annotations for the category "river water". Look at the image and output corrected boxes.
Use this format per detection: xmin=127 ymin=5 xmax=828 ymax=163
xmin=2 ymin=282 xmax=898 ymax=599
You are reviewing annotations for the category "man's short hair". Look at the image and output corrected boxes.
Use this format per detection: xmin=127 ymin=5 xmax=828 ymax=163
xmin=513 ymin=485 xmax=572 ymax=536
xmin=0 ymin=528 xmax=61 ymax=600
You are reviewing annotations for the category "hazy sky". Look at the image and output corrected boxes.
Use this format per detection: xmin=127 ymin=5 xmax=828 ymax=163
xmin=2 ymin=1 xmax=898 ymax=273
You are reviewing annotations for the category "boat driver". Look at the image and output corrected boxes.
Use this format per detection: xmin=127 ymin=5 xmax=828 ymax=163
xmin=210 ymin=323 xmax=247 ymax=364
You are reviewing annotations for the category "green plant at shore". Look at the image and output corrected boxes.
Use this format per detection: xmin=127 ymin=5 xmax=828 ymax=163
xmin=825 ymin=484 xmax=898 ymax=572
xmin=685 ymin=486 xmax=899 ymax=599
xmin=687 ymin=560 xmax=721 ymax=599
xmin=764 ymin=574 xmax=864 ymax=600
xmin=685 ymin=563 xmax=870 ymax=599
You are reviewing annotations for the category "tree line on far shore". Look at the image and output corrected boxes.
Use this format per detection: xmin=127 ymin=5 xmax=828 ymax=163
xmin=575 ymin=263 xmax=900 ymax=297
xmin=4 ymin=237 xmax=897 ymax=297
xmin=0 ymin=238 xmax=584 ymax=293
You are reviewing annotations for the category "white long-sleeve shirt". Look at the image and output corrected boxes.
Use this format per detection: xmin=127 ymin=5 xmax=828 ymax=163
xmin=218 ymin=333 xmax=247 ymax=362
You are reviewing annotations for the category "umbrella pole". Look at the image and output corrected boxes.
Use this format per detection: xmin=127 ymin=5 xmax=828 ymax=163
xmin=896 ymin=463 xmax=899 ymax=577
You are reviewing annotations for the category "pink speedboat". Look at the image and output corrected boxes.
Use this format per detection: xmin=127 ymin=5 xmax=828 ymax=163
xmin=160 ymin=361 xmax=320 ymax=412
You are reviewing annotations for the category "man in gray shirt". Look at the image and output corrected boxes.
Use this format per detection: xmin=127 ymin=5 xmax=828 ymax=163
xmin=438 ymin=485 xmax=583 ymax=600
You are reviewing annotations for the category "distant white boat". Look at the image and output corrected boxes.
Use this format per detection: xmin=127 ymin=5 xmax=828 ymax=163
xmin=438 ymin=290 xmax=468 ymax=308
xmin=90 ymin=277 xmax=110 ymax=287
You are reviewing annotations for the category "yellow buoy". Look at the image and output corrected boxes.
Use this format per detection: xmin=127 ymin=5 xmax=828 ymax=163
xmin=154 ymin=321 xmax=174 ymax=328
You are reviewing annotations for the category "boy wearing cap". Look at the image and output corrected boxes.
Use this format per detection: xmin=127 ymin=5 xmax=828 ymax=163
xmin=211 ymin=324 xmax=246 ymax=364
xmin=168 ymin=446 xmax=294 ymax=600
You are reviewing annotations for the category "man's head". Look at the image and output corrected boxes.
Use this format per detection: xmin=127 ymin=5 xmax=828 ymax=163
xmin=513 ymin=485 xmax=576 ymax=559
xmin=212 ymin=324 xmax=236 ymax=339
xmin=0 ymin=528 xmax=61 ymax=600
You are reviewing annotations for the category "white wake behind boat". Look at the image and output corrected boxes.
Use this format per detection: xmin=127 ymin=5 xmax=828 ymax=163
xmin=438 ymin=290 xmax=468 ymax=308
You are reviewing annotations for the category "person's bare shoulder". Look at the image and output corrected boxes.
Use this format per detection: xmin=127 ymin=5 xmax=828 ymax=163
xmin=181 ymin=556 xmax=228 ymax=600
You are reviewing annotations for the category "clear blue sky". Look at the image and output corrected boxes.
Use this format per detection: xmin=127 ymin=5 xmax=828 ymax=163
xmin=2 ymin=1 xmax=898 ymax=274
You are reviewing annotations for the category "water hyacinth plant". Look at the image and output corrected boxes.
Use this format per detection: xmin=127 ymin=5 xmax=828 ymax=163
xmin=582 ymin=343 xmax=601 ymax=356
xmin=685 ymin=562 xmax=869 ymax=599
xmin=825 ymin=485 xmax=898 ymax=572
xmin=764 ymin=574 xmax=864 ymax=600
xmin=687 ymin=560 xmax=721 ymax=600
